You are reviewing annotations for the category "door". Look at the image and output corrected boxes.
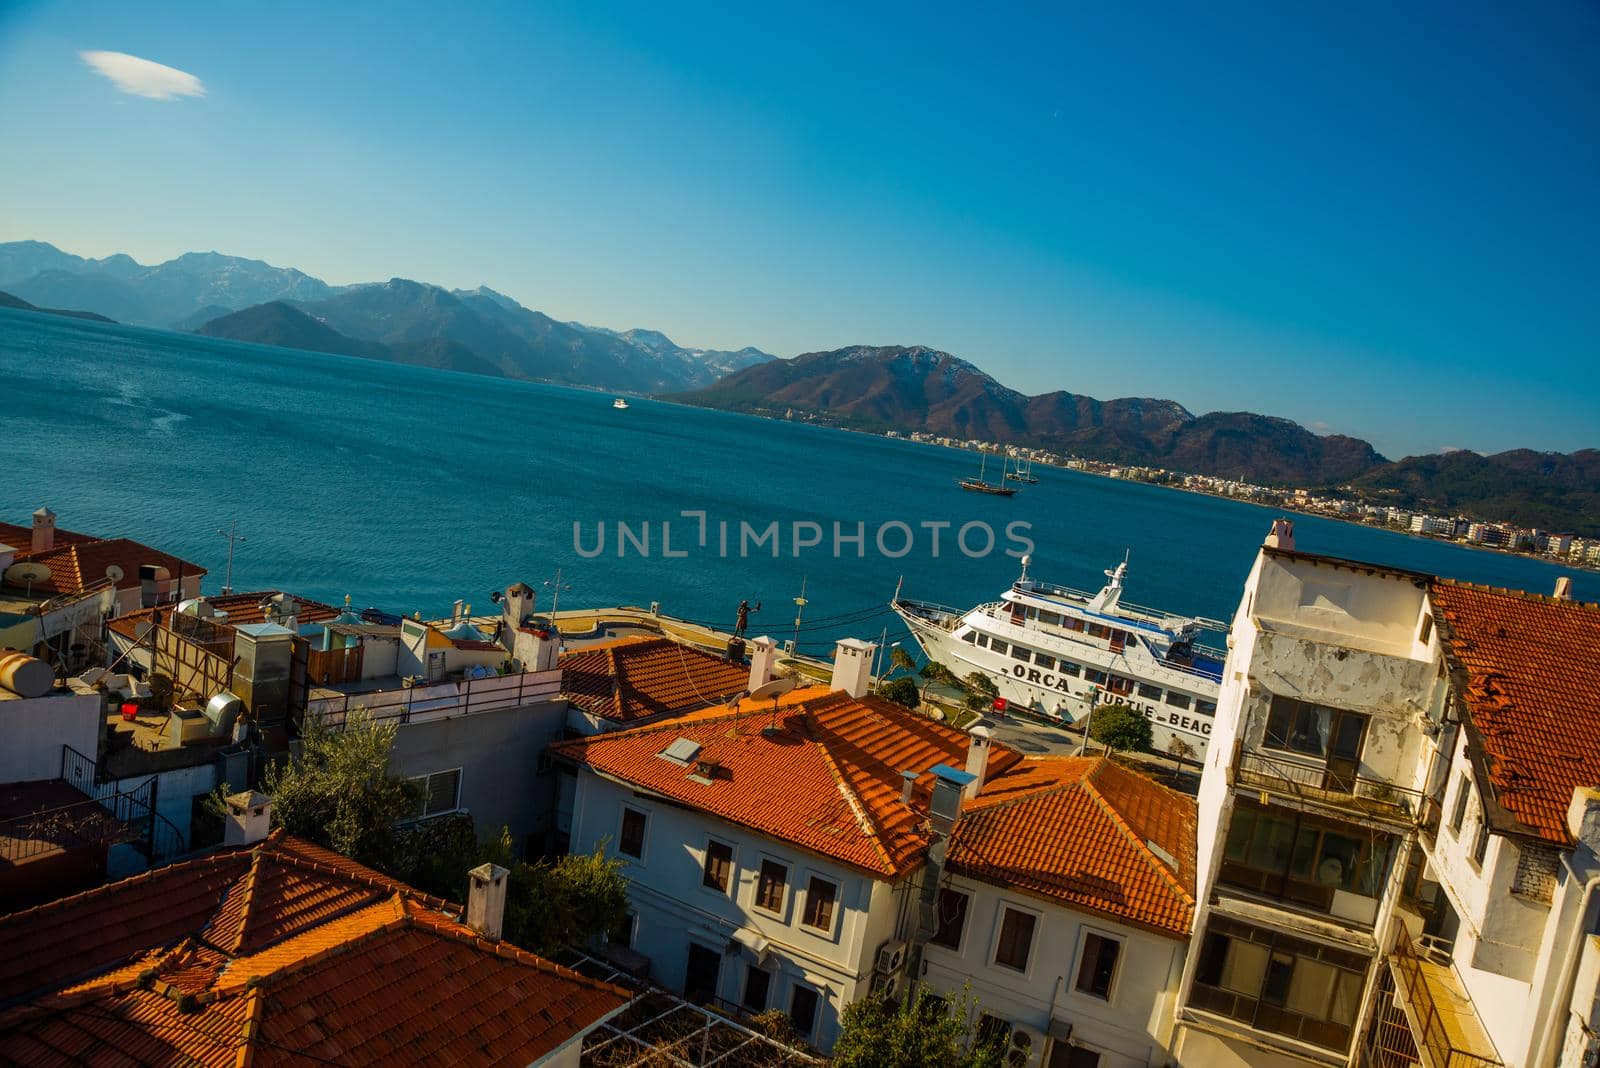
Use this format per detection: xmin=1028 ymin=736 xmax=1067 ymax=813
xmin=1323 ymin=710 xmax=1367 ymax=793
xmin=684 ymin=942 xmax=721 ymax=1005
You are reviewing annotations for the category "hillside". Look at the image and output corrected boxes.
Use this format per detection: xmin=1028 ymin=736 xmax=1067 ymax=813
xmin=669 ymin=345 xmax=1388 ymax=485
xmin=197 ymin=301 xmax=503 ymax=378
xmin=1345 ymin=449 xmax=1600 ymax=536
xmin=0 ymin=288 xmax=115 ymax=323
xmin=0 ymin=241 xmax=775 ymax=393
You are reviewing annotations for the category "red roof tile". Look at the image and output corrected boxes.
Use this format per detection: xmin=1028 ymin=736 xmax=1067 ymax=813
xmin=0 ymin=832 xmax=628 ymax=1066
xmin=12 ymin=539 xmax=206 ymax=596
xmin=551 ymin=688 xmax=1197 ymax=933
xmin=560 ymin=635 xmax=750 ymax=725
xmin=1430 ymin=580 xmax=1600 ymax=845
xmin=953 ymin=758 xmax=1197 ymax=937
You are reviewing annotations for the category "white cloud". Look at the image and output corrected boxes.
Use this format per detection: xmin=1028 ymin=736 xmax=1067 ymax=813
xmin=80 ymin=50 xmax=205 ymax=100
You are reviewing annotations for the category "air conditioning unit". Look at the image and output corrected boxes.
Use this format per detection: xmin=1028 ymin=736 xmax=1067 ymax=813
xmin=869 ymin=971 xmax=901 ymax=999
xmin=875 ymin=939 xmax=908 ymax=975
xmin=1008 ymin=1022 xmax=1047 ymax=1067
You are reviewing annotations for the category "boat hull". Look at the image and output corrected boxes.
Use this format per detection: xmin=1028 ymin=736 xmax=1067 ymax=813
xmin=894 ymin=599 xmax=1215 ymax=759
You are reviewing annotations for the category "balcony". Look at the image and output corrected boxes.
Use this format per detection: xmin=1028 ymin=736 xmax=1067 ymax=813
xmin=1232 ymin=743 xmax=1426 ymax=826
xmin=1364 ymin=927 xmax=1501 ymax=1068
xmin=306 ymin=667 xmax=562 ymax=730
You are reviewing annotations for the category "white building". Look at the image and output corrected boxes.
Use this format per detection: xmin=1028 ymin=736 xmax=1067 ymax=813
xmin=552 ymin=639 xmax=1197 ymax=1063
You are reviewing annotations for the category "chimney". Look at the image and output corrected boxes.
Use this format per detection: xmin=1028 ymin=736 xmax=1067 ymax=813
xmin=31 ymin=507 xmax=55 ymax=554
xmin=963 ymin=725 xmax=992 ymax=800
xmin=1555 ymin=576 xmax=1574 ymax=601
xmin=927 ymin=764 xmax=973 ymax=837
xmin=452 ymin=599 xmax=465 ymax=624
xmin=748 ymin=636 xmax=778 ymax=691
xmin=830 ymin=638 xmax=876 ymax=699
xmin=467 ymin=862 xmax=510 ymax=940
xmin=223 ymin=791 xmax=273 ymax=845
xmin=1264 ymin=518 xmax=1295 ymax=551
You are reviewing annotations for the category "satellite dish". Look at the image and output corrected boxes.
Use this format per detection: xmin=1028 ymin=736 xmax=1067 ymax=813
xmin=104 ymin=564 xmax=125 ymax=583
xmin=750 ymin=677 xmax=799 ymax=701
xmin=4 ymin=561 xmax=51 ymax=594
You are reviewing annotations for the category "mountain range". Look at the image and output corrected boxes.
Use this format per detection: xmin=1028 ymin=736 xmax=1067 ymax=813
xmin=0 ymin=241 xmax=774 ymax=392
xmin=3 ymin=240 xmax=1593 ymax=533
xmin=668 ymin=345 xmax=1600 ymax=534
xmin=0 ymin=288 xmax=114 ymax=323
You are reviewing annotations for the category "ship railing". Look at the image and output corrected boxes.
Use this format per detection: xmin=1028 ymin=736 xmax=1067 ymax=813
xmin=892 ymin=598 xmax=967 ymax=629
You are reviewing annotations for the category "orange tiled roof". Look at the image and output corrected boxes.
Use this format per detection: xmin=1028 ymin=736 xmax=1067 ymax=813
xmin=550 ymin=687 xmax=1197 ymax=933
xmin=953 ymin=757 xmax=1197 ymax=937
xmin=560 ymin=635 xmax=750 ymax=725
xmin=12 ymin=538 xmax=207 ymax=596
xmin=1430 ymin=580 xmax=1600 ymax=845
xmin=0 ymin=831 xmax=628 ymax=1067
xmin=109 ymin=591 xmax=341 ymax=638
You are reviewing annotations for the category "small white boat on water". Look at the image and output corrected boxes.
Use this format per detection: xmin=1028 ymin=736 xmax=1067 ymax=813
xmin=613 ymin=397 xmax=630 ymax=409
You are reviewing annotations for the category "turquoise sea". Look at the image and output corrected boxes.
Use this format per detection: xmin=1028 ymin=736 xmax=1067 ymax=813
xmin=2 ymin=308 xmax=1594 ymax=653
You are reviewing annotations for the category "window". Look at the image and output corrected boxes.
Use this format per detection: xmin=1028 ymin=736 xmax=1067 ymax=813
xmin=1165 ymin=691 xmax=1192 ymax=709
xmin=619 ymin=807 xmax=647 ymax=858
xmin=975 ymin=633 xmax=989 ymax=648
xmin=1064 ymin=617 xmax=1084 ymax=632
xmin=1034 ymin=653 xmax=1056 ymax=670
xmin=976 ymin=1015 xmax=1012 ymax=1057
xmin=1060 ymin=661 xmax=1081 ymax=677
xmin=1011 ymin=646 xmax=1030 ymax=662
xmin=1048 ymin=1047 xmax=1101 ymax=1068
xmin=789 ymin=984 xmax=820 ymax=1038
xmin=1418 ymin=614 xmax=1433 ymax=644
xmin=1107 ymin=675 xmax=1134 ymax=695
xmin=962 ymin=629 xmax=977 ymax=644
xmin=1190 ymin=917 xmax=1368 ymax=1052
xmin=407 ymin=769 xmax=461 ymax=819
xmin=931 ymin=888 xmax=969 ymax=950
xmin=1197 ymin=699 xmax=1217 ymax=716
xmin=742 ymin=966 xmax=771 ymax=1011
xmin=1087 ymin=623 xmax=1108 ymax=639
xmin=990 ymin=639 xmax=1009 ymax=656
xmin=1449 ymin=774 xmax=1471 ymax=835
xmin=802 ymin=876 xmax=838 ymax=931
xmin=684 ymin=942 xmax=721 ymax=1004
xmin=755 ymin=859 xmax=787 ymax=913
xmin=1038 ymin=610 xmax=1061 ymax=627
xmin=993 ymin=906 xmax=1037 ymax=971
xmin=1220 ymin=797 xmax=1396 ymax=914
xmin=1075 ymin=932 xmax=1121 ymax=999
xmin=1471 ymin=818 xmax=1490 ymax=867
xmin=1138 ymin=683 xmax=1163 ymax=700
xmin=702 ymin=839 xmax=734 ymax=892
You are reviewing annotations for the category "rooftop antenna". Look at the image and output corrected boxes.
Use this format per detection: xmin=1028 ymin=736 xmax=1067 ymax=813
xmin=751 ymin=676 xmax=799 ymax=736
xmin=791 ymin=576 xmax=808 ymax=653
xmin=544 ymin=568 xmax=572 ymax=618
xmin=216 ymin=519 xmax=246 ymax=595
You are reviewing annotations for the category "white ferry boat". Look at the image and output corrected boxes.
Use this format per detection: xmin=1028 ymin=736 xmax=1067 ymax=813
xmin=893 ymin=556 xmax=1226 ymax=757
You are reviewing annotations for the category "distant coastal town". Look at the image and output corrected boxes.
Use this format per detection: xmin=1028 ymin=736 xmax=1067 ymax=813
xmin=885 ymin=428 xmax=1600 ymax=572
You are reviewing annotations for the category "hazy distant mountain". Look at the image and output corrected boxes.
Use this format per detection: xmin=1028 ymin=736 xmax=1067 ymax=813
xmin=2 ymin=240 xmax=776 ymax=391
xmin=670 ymin=344 xmax=1389 ymax=485
xmin=0 ymin=288 xmax=115 ymax=323
xmin=1347 ymin=448 xmax=1600 ymax=536
xmin=197 ymin=301 xmax=503 ymax=378
xmin=2 ymin=241 xmax=340 ymax=327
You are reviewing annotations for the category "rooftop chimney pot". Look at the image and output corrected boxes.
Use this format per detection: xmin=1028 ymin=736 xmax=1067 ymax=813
xmin=901 ymin=770 xmax=918 ymax=805
xmin=963 ymin=726 xmax=992 ymax=800
xmin=31 ymin=507 xmax=55 ymax=554
xmin=467 ymin=862 xmax=510 ymax=940
xmin=1264 ymin=518 xmax=1295 ymax=551
xmin=1555 ymin=576 xmax=1574 ymax=601
xmin=829 ymin=638 xmax=876 ymax=699
xmin=223 ymin=791 xmax=273 ymax=846
xmin=748 ymin=636 xmax=778 ymax=692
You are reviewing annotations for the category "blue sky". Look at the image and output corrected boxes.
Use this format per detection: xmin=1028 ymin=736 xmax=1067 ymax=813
xmin=1 ymin=0 xmax=1596 ymax=458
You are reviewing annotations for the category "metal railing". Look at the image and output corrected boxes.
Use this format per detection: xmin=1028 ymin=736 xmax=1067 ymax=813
xmin=1233 ymin=744 xmax=1427 ymax=824
xmin=1389 ymin=926 xmax=1502 ymax=1068
xmin=307 ymin=667 xmax=563 ymax=731
xmin=44 ymin=744 xmax=187 ymax=867
xmin=0 ymin=795 xmax=141 ymax=863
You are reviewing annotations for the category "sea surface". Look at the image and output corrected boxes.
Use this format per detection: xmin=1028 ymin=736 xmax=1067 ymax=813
xmin=2 ymin=308 xmax=1594 ymax=654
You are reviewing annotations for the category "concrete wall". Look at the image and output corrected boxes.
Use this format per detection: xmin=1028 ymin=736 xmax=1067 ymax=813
xmin=388 ymin=698 xmax=567 ymax=849
xmin=0 ymin=691 xmax=100 ymax=782
xmin=566 ymin=767 xmax=892 ymax=1051
xmin=921 ymin=872 xmax=1185 ymax=1067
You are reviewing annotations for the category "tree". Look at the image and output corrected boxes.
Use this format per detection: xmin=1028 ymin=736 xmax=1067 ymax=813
xmin=887 ymin=645 xmax=918 ymax=677
xmin=262 ymin=709 xmax=420 ymax=871
xmin=919 ymin=660 xmax=960 ymax=687
xmin=1167 ymin=736 xmax=1197 ymax=767
xmin=478 ymin=829 xmax=630 ymax=956
xmin=879 ymin=677 xmax=921 ymax=709
xmin=832 ymin=987 xmax=1003 ymax=1068
xmin=1089 ymin=702 xmax=1154 ymax=753
xmin=962 ymin=672 xmax=999 ymax=712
